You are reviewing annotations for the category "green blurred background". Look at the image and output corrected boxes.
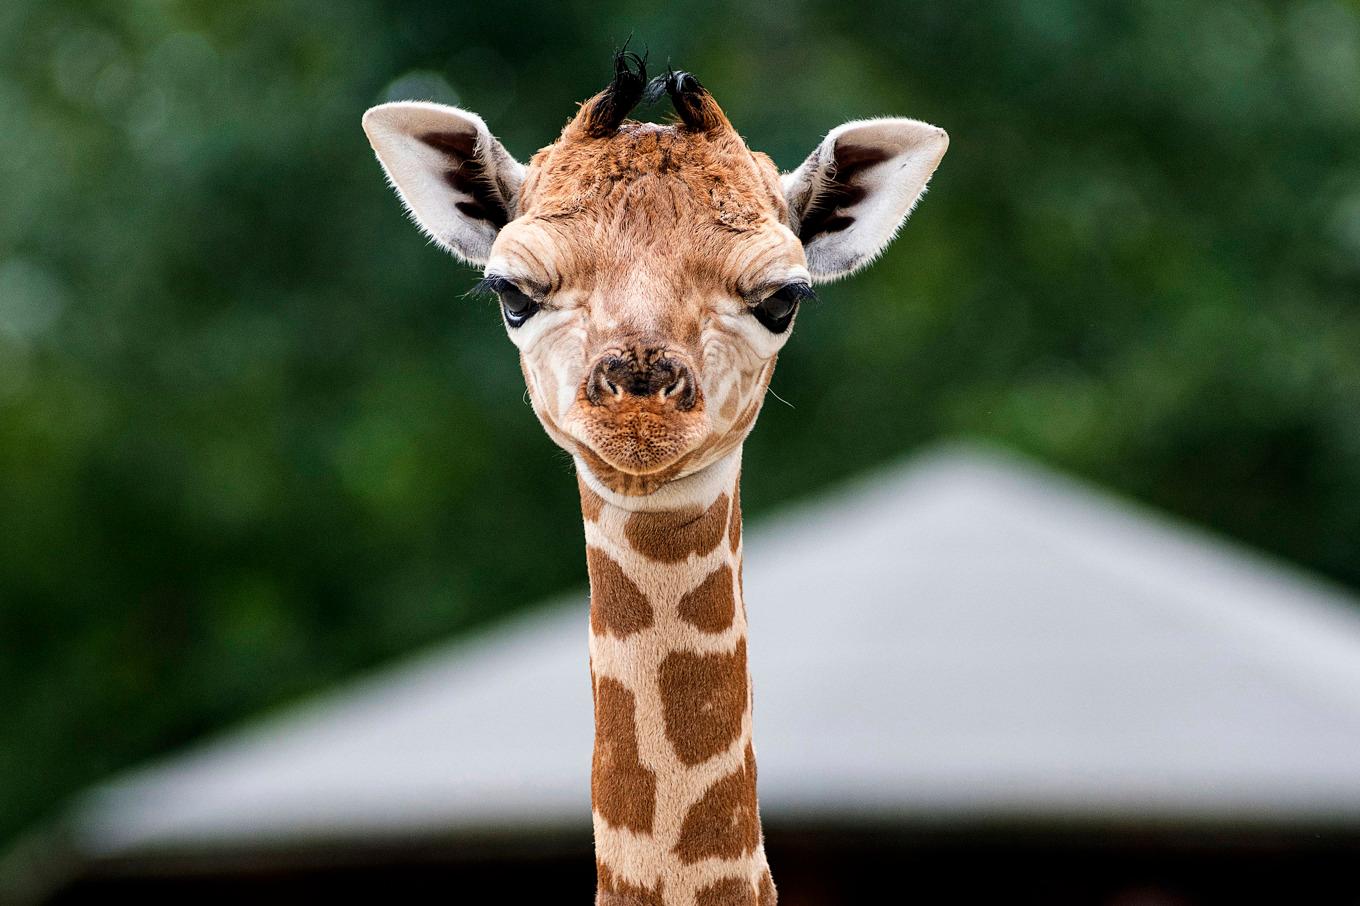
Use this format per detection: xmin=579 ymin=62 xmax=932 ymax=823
xmin=2 ymin=0 xmax=1358 ymax=850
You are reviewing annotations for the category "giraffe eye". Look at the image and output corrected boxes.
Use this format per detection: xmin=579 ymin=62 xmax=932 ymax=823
xmin=474 ymin=276 xmax=541 ymax=328
xmin=752 ymin=283 xmax=813 ymax=334
xmin=498 ymin=286 xmax=539 ymax=327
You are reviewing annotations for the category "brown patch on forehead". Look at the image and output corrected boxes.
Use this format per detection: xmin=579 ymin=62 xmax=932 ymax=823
xmin=678 ymin=564 xmax=735 ymax=633
xmin=587 ymin=547 xmax=653 ymax=638
xmin=578 ymin=473 xmax=605 ymax=522
xmin=674 ymin=742 xmax=760 ymax=863
xmin=625 ymin=493 xmax=729 ymax=563
xmin=525 ymin=123 xmax=771 ymax=231
xmin=597 ymin=862 xmax=664 ymax=906
xmin=592 ymin=677 xmax=657 ymax=834
xmin=659 ymin=639 xmax=748 ymax=765
xmin=696 ymin=878 xmax=758 ymax=906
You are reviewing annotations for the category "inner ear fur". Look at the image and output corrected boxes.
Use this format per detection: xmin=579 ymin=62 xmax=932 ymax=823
xmin=783 ymin=118 xmax=948 ymax=282
xmin=362 ymin=101 xmax=525 ymax=266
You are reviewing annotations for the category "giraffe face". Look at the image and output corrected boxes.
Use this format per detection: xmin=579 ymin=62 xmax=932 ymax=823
xmin=363 ymin=57 xmax=948 ymax=496
xmin=487 ymin=122 xmax=806 ymax=494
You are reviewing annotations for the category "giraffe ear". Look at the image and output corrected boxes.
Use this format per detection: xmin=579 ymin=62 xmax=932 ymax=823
xmin=362 ymin=101 xmax=526 ymax=266
xmin=783 ymin=118 xmax=948 ymax=282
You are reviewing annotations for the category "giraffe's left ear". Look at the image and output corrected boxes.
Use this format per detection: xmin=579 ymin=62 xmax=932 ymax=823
xmin=363 ymin=101 xmax=526 ymax=266
xmin=783 ymin=118 xmax=948 ymax=282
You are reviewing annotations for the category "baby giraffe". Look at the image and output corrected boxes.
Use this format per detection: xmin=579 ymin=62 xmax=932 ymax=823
xmin=363 ymin=53 xmax=946 ymax=906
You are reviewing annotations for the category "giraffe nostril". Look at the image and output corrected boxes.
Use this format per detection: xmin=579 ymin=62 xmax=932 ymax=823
xmin=661 ymin=369 xmax=698 ymax=411
xmin=586 ymin=359 xmax=624 ymax=406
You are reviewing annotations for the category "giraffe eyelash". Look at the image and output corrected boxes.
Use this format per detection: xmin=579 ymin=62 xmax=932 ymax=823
xmin=743 ymin=282 xmax=817 ymax=307
xmin=469 ymin=275 xmax=518 ymax=298
xmin=470 ymin=275 xmax=552 ymax=302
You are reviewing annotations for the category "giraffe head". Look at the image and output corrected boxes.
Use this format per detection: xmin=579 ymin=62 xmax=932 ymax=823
xmin=364 ymin=54 xmax=947 ymax=496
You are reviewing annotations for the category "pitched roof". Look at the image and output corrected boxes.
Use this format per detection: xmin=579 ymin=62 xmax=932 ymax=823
xmin=68 ymin=445 xmax=1360 ymax=857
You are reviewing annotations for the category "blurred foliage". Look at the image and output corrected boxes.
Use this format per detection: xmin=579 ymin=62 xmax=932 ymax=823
xmin=2 ymin=0 xmax=1359 ymax=848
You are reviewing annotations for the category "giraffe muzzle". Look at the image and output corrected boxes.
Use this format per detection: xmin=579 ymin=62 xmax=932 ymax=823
xmin=585 ymin=346 xmax=699 ymax=412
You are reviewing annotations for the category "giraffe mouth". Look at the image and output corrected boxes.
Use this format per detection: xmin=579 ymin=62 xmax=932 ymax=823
xmin=564 ymin=393 xmax=713 ymax=494
xmin=577 ymin=408 xmax=707 ymax=475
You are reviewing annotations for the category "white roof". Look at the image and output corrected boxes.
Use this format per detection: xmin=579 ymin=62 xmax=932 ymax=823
xmin=68 ymin=445 xmax=1360 ymax=856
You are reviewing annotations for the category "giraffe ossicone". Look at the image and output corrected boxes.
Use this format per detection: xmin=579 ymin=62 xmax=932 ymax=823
xmin=364 ymin=50 xmax=947 ymax=906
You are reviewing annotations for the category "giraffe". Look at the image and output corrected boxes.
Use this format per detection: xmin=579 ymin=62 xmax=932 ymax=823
xmin=362 ymin=53 xmax=947 ymax=906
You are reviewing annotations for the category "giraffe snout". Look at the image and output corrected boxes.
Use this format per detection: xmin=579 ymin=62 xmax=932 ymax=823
xmin=585 ymin=346 xmax=699 ymax=412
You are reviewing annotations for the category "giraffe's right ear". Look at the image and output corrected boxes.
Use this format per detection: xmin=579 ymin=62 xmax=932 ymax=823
xmin=362 ymin=102 xmax=526 ymax=266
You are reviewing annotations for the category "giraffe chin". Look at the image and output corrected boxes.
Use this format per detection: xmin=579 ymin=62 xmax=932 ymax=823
xmin=575 ymin=425 xmax=752 ymax=497
xmin=574 ymin=444 xmax=695 ymax=497
xmin=566 ymin=405 xmax=711 ymax=496
xmin=570 ymin=399 xmax=764 ymax=496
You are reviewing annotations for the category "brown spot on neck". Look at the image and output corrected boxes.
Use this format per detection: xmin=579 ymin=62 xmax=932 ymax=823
xmin=677 ymin=564 xmax=735 ymax=633
xmin=579 ymin=473 xmax=606 ymax=522
xmin=728 ymin=482 xmax=742 ymax=554
xmin=625 ymin=493 xmax=729 ymax=563
xmin=658 ymin=639 xmax=748 ymax=765
xmin=597 ymin=861 xmax=664 ymax=906
xmin=758 ymin=871 xmax=776 ymax=906
xmin=587 ymin=547 xmax=653 ymax=638
xmin=592 ymin=677 xmax=657 ymax=834
xmin=696 ymin=878 xmax=759 ymax=906
xmin=674 ymin=743 xmax=761 ymax=863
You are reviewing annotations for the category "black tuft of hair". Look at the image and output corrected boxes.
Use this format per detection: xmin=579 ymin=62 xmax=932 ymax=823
xmin=584 ymin=47 xmax=648 ymax=137
xmin=643 ymin=67 xmax=720 ymax=132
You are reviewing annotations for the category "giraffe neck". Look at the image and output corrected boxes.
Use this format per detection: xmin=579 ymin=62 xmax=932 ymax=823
xmin=578 ymin=452 xmax=775 ymax=906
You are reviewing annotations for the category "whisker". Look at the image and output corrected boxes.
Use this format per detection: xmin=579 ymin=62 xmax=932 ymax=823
xmin=766 ymin=385 xmax=795 ymax=409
